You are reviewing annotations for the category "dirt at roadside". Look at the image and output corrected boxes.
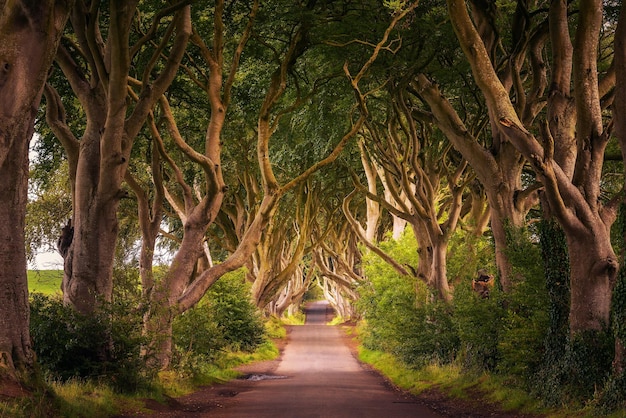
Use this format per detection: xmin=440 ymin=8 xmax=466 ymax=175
xmin=113 ymin=330 xmax=291 ymax=417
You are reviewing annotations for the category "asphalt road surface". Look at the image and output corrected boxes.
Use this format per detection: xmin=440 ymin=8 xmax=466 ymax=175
xmin=213 ymin=301 xmax=444 ymax=418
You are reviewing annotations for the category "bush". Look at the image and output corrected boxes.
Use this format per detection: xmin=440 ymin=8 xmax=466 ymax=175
xmin=29 ymin=293 xmax=150 ymax=393
xmin=497 ymin=224 xmax=549 ymax=381
xmin=452 ymin=283 xmax=504 ymax=371
xmin=446 ymin=228 xmax=496 ymax=284
xmin=451 ymin=224 xmax=549 ymax=376
xmin=357 ymin=231 xmax=459 ymax=367
xmin=172 ymin=269 xmax=265 ymax=372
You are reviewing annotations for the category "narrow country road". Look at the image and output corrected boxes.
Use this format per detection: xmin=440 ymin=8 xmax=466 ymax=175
xmin=211 ymin=301 xmax=444 ymax=418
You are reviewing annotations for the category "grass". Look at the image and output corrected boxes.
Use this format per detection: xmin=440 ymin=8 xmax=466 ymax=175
xmin=1 ymin=339 xmax=283 ymax=418
xmin=1 ymin=317 xmax=286 ymax=418
xmin=356 ymin=343 xmax=626 ymax=418
xmin=27 ymin=270 xmax=62 ymax=295
xmin=357 ymin=345 xmax=554 ymax=415
xmin=280 ymin=311 xmax=306 ymax=325
xmin=265 ymin=317 xmax=288 ymax=338
xmin=0 ymin=379 xmax=144 ymax=418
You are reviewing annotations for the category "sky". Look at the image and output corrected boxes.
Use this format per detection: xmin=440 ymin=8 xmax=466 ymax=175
xmin=29 ymin=251 xmax=64 ymax=270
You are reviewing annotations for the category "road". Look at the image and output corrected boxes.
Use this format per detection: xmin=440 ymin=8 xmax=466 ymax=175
xmin=213 ymin=300 xmax=444 ymax=418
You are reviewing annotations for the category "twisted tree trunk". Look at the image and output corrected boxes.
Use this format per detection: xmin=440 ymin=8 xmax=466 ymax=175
xmin=0 ymin=0 xmax=71 ymax=380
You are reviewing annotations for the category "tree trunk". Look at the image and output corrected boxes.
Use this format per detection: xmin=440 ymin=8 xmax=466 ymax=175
xmin=409 ymin=219 xmax=432 ymax=285
xmin=63 ymin=138 xmax=119 ymax=311
xmin=488 ymin=201 xmax=525 ymax=292
xmin=447 ymin=0 xmax=618 ymax=338
xmin=144 ymin=210 xmax=210 ymax=368
xmin=566 ymin=229 xmax=616 ymax=332
xmin=47 ymin=2 xmax=191 ymax=314
xmin=413 ymin=74 xmax=535 ymax=292
xmin=358 ymin=141 xmax=380 ymax=242
xmin=613 ymin=0 xmax=626 ymax=376
xmin=431 ymin=235 xmax=452 ymax=303
xmin=0 ymin=122 xmax=33 ymax=378
xmin=0 ymin=0 xmax=71 ymax=379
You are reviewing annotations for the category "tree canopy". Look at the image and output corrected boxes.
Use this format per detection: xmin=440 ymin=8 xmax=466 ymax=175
xmin=2 ymin=0 xmax=626 ymax=411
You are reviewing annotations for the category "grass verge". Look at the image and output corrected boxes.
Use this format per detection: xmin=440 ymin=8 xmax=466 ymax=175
xmin=1 ymin=322 xmax=285 ymax=418
xmin=357 ymin=345 xmax=626 ymax=418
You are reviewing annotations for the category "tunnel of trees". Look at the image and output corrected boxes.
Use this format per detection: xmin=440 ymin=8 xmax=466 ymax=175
xmin=2 ymin=0 xmax=626 ymax=413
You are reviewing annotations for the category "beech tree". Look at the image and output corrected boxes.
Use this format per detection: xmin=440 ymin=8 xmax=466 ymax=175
xmin=351 ymin=84 xmax=474 ymax=302
xmin=44 ymin=0 xmax=191 ymax=314
xmin=446 ymin=0 xmax=619 ymax=338
xmin=128 ymin=0 xmax=370 ymax=367
xmin=405 ymin=1 xmax=542 ymax=292
xmin=313 ymin=215 xmax=362 ymax=319
xmin=251 ymin=186 xmax=317 ymax=311
xmin=0 ymin=0 xmax=71 ymax=381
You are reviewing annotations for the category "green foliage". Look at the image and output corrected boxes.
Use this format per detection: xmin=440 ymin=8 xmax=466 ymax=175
xmin=448 ymin=228 xmax=503 ymax=371
xmin=357 ymin=345 xmax=551 ymax=416
xmin=357 ymin=231 xmax=459 ymax=367
xmin=533 ymin=219 xmax=571 ymax=406
xmin=598 ymin=371 xmax=626 ymax=414
xmin=498 ymin=225 xmax=549 ymax=381
xmin=569 ymin=330 xmax=614 ymax=400
xmin=29 ymin=293 xmax=151 ymax=393
xmin=538 ymin=219 xmax=570 ymax=364
xmin=533 ymin=219 xmax=617 ymax=411
xmin=600 ymin=266 xmax=626 ymax=410
xmin=446 ymin=228 xmax=496 ymax=282
xmin=26 ymin=161 xmax=72 ymax=264
xmin=452 ymin=283 xmax=504 ymax=371
xmin=264 ymin=317 xmax=288 ymax=339
xmin=596 ymin=204 xmax=626 ymax=412
xmin=303 ymin=281 xmax=324 ymax=301
xmin=172 ymin=269 xmax=265 ymax=376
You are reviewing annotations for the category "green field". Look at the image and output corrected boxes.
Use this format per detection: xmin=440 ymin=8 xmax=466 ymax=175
xmin=28 ymin=270 xmax=63 ymax=295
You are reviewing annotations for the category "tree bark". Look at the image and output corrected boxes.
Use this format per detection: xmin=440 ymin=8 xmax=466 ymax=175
xmin=612 ymin=0 xmax=626 ymax=374
xmin=0 ymin=0 xmax=71 ymax=379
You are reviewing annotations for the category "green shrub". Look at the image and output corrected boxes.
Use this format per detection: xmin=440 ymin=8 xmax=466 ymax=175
xmin=207 ymin=272 xmax=265 ymax=352
xmin=598 ymin=371 xmax=626 ymax=413
xmin=172 ymin=269 xmax=265 ymax=373
xmin=452 ymin=282 xmax=504 ymax=371
xmin=451 ymin=223 xmax=549 ymax=378
xmin=532 ymin=219 xmax=571 ymax=405
xmin=357 ymin=231 xmax=459 ymax=367
xmin=29 ymin=293 xmax=150 ymax=393
xmin=497 ymin=224 xmax=549 ymax=381
xmin=564 ymin=330 xmax=614 ymax=402
xmin=447 ymin=228 xmax=496 ymax=283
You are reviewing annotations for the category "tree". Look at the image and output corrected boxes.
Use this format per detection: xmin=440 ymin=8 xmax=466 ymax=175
xmin=133 ymin=0 xmax=367 ymax=367
xmin=250 ymin=185 xmax=316 ymax=311
xmin=352 ymin=84 xmax=473 ymax=302
xmin=447 ymin=0 xmax=619 ymax=336
xmin=44 ymin=0 xmax=191 ymax=314
xmin=612 ymin=0 xmax=626 ymax=374
xmin=0 ymin=0 xmax=71 ymax=381
xmin=409 ymin=1 xmax=541 ymax=292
